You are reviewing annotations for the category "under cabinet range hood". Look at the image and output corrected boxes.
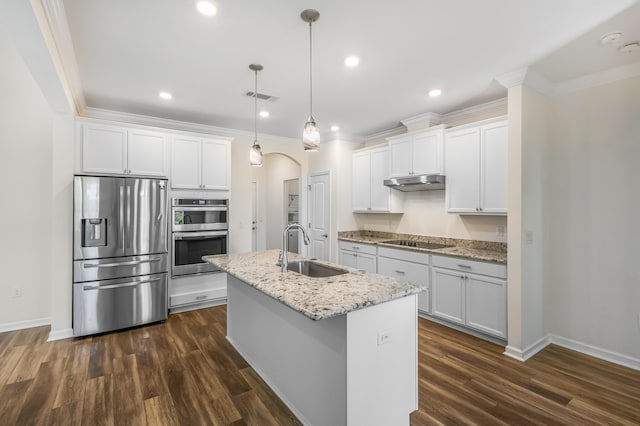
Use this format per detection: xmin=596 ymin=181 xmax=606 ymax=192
xmin=383 ymin=174 xmax=445 ymax=192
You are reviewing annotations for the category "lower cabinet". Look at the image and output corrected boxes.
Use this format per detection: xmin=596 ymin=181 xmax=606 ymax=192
xmin=377 ymin=247 xmax=430 ymax=314
xmin=431 ymin=255 xmax=507 ymax=339
xmin=338 ymin=241 xmax=377 ymax=273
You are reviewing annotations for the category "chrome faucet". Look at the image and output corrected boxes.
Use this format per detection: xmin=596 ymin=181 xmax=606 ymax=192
xmin=278 ymin=223 xmax=311 ymax=272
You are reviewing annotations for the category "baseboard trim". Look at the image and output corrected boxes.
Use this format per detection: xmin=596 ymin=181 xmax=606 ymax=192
xmin=48 ymin=328 xmax=74 ymax=342
xmin=0 ymin=317 xmax=50 ymax=333
xmin=549 ymin=334 xmax=640 ymax=372
xmin=504 ymin=334 xmax=551 ymax=361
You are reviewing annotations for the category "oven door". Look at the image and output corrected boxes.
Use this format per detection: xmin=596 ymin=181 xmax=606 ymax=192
xmin=172 ymin=231 xmax=228 ymax=277
xmin=172 ymin=206 xmax=228 ymax=232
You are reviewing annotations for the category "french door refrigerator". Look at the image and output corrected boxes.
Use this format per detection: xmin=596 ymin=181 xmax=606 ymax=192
xmin=73 ymin=175 xmax=169 ymax=336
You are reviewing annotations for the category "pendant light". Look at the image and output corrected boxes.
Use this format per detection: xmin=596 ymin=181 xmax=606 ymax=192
xmin=301 ymin=9 xmax=320 ymax=151
xmin=249 ymin=64 xmax=264 ymax=167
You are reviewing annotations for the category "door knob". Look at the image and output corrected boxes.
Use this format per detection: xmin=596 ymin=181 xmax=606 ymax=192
xmin=322 ymin=234 xmax=328 ymax=238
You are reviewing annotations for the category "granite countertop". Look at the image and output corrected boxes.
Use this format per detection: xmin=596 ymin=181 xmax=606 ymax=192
xmin=203 ymin=250 xmax=421 ymax=321
xmin=339 ymin=230 xmax=507 ymax=264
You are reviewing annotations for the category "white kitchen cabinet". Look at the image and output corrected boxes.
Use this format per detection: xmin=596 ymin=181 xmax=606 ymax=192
xmin=377 ymin=246 xmax=430 ymax=313
xmin=431 ymin=255 xmax=507 ymax=339
xmin=445 ymin=117 xmax=507 ymax=214
xmin=351 ymin=145 xmax=403 ymax=213
xmin=82 ymin=124 xmax=167 ymax=177
xmin=171 ymin=136 xmax=231 ymax=190
xmin=387 ymin=126 xmax=445 ymax=177
xmin=338 ymin=241 xmax=377 ymax=273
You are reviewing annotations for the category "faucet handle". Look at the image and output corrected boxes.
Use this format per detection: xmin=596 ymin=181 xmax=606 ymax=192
xmin=277 ymin=249 xmax=284 ymax=266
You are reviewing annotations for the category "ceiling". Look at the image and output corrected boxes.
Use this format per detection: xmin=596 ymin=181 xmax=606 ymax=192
xmin=57 ymin=0 xmax=639 ymax=139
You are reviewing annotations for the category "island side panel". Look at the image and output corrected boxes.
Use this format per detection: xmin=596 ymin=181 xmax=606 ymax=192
xmin=346 ymin=294 xmax=418 ymax=426
xmin=226 ymin=275 xmax=348 ymax=426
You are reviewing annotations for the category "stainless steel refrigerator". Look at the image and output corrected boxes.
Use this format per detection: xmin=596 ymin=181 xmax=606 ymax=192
xmin=73 ymin=175 xmax=169 ymax=336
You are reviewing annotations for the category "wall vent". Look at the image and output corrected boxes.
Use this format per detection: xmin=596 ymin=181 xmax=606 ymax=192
xmin=245 ymin=91 xmax=279 ymax=102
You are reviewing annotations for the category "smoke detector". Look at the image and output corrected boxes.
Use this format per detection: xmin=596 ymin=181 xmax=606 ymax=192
xmin=619 ymin=42 xmax=640 ymax=54
xmin=600 ymin=32 xmax=623 ymax=45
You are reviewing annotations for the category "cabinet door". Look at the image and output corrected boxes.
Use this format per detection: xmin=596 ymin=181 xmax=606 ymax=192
xmin=339 ymin=250 xmax=358 ymax=269
xmin=352 ymin=151 xmax=371 ymax=211
xmin=480 ymin=122 xmax=507 ymax=214
xmin=369 ymin=147 xmax=391 ymax=211
xmin=82 ymin=124 xmax=127 ymax=175
xmin=445 ymin=128 xmax=480 ymax=213
xmin=388 ymin=137 xmax=412 ymax=177
xmin=202 ymin=139 xmax=230 ymax=190
xmin=431 ymin=267 xmax=465 ymax=324
xmin=356 ymin=253 xmax=377 ymax=274
xmin=413 ymin=131 xmax=443 ymax=175
xmin=171 ymin=137 xmax=202 ymax=189
xmin=127 ymin=129 xmax=167 ymax=177
xmin=466 ymin=273 xmax=507 ymax=338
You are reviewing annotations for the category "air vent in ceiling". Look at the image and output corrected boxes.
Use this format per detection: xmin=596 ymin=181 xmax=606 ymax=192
xmin=245 ymin=91 xmax=279 ymax=102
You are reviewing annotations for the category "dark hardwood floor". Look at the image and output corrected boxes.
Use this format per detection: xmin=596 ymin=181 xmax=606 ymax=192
xmin=0 ymin=306 xmax=638 ymax=425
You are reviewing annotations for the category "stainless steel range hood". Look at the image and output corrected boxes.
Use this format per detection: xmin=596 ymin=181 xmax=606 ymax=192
xmin=383 ymin=174 xmax=445 ymax=192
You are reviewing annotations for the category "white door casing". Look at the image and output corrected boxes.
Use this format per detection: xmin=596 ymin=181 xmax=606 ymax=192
xmin=308 ymin=172 xmax=330 ymax=261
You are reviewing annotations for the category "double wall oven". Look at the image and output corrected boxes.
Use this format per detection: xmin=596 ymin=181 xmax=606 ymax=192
xmin=171 ymin=198 xmax=228 ymax=277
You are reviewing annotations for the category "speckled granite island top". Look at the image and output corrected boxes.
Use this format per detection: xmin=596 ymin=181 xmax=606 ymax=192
xmin=203 ymin=250 xmax=421 ymax=321
xmin=339 ymin=230 xmax=508 ymax=264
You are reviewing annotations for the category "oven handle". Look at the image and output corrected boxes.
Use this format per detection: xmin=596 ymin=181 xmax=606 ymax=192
xmin=173 ymin=231 xmax=228 ymax=240
xmin=173 ymin=206 xmax=228 ymax=212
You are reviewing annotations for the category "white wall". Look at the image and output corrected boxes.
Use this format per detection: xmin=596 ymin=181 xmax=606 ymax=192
xmin=0 ymin=35 xmax=54 ymax=327
xmin=545 ymin=75 xmax=640 ymax=360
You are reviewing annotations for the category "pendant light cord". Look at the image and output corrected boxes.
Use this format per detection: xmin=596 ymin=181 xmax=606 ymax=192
xmin=309 ymin=21 xmax=313 ymax=117
xmin=254 ymin=69 xmax=258 ymax=143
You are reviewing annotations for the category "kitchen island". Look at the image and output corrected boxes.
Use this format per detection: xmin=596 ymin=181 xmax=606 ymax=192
xmin=204 ymin=250 xmax=420 ymax=426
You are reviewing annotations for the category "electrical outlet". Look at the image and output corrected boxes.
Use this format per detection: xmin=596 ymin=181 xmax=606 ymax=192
xmin=524 ymin=231 xmax=534 ymax=245
xmin=495 ymin=226 xmax=506 ymax=237
xmin=377 ymin=329 xmax=392 ymax=346
xmin=12 ymin=287 xmax=22 ymax=298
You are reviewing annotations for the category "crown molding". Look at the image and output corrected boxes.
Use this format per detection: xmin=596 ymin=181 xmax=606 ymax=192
xmin=440 ymin=97 xmax=507 ymax=123
xmin=495 ymin=67 xmax=555 ymax=96
xmin=364 ymin=126 xmax=407 ymax=141
xmin=495 ymin=67 xmax=529 ymax=89
xmin=400 ymin=112 xmax=442 ymax=128
xmin=80 ymin=107 xmax=306 ymax=144
xmin=38 ymin=0 xmax=85 ymax=113
xmin=554 ymin=61 xmax=640 ymax=96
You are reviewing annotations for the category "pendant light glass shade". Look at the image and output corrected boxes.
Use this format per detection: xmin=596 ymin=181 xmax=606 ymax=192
xmin=249 ymin=64 xmax=264 ymax=167
xmin=301 ymin=10 xmax=320 ymax=151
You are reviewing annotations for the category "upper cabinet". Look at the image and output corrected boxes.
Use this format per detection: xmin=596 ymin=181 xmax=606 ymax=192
xmin=387 ymin=126 xmax=445 ymax=177
xmin=171 ymin=136 xmax=231 ymax=190
xmin=82 ymin=124 xmax=167 ymax=177
xmin=352 ymin=145 xmax=403 ymax=213
xmin=444 ymin=118 xmax=507 ymax=215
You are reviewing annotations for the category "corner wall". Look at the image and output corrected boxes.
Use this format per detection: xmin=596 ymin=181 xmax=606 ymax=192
xmin=0 ymin=35 xmax=54 ymax=329
xmin=545 ymin=75 xmax=640 ymax=360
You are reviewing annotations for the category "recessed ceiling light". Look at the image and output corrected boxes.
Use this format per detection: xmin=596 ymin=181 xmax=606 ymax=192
xmin=259 ymin=110 xmax=270 ymax=118
xmin=619 ymin=42 xmax=640 ymax=54
xmin=428 ymin=89 xmax=442 ymax=97
xmin=344 ymin=56 xmax=360 ymax=67
xmin=196 ymin=1 xmax=217 ymax=16
xmin=330 ymin=125 xmax=340 ymax=132
xmin=600 ymin=31 xmax=623 ymax=45
xmin=159 ymin=91 xmax=172 ymax=100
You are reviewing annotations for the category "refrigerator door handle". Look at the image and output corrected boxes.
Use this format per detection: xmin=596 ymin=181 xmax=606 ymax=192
xmin=119 ymin=185 xmax=125 ymax=251
xmin=83 ymin=277 xmax=161 ymax=291
xmin=126 ymin=184 xmax=131 ymax=249
xmin=83 ymin=257 xmax=163 ymax=269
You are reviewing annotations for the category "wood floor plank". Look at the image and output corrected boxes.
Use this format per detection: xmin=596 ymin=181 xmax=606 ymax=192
xmin=1 ymin=305 xmax=639 ymax=425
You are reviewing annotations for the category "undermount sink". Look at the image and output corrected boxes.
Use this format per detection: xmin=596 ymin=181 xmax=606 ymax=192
xmin=286 ymin=260 xmax=349 ymax=278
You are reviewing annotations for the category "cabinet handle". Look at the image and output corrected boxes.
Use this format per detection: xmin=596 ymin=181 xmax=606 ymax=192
xmin=352 ymin=246 xmax=360 ymax=250
xmin=457 ymin=264 xmax=472 ymax=269
xmin=395 ymin=270 xmax=406 ymax=275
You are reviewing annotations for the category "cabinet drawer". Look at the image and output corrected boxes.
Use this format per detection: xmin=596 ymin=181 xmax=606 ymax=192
xmin=170 ymin=288 xmax=226 ymax=307
xmin=378 ymin=246 xmax=429 ymax=265
xmin=378 ymin=257 xmax=428 ymax=287
xmin=432 ymin=255 xmax=506 ymax=279
xmin=338 ymin=240 xmax=377 ymax=256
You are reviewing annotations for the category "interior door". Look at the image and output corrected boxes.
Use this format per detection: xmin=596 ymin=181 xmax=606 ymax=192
xmin=308 ymin=172 xmax=330 ymax=261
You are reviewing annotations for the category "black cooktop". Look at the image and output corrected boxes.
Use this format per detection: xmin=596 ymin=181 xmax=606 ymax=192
xmin=385 ymin=240 xmax=453 ymax=250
